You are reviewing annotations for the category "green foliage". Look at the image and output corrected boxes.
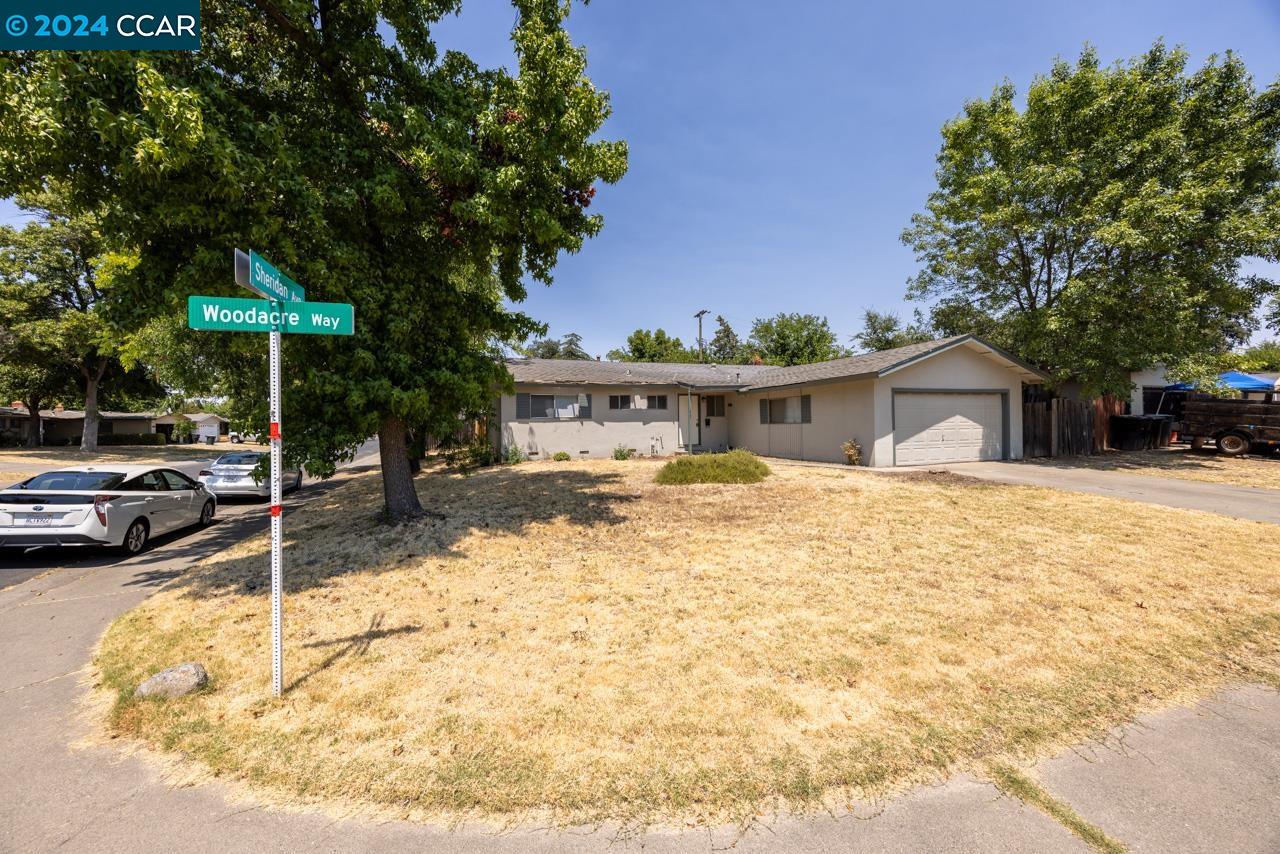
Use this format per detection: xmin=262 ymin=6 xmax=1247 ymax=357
xmin=1235 ymin=340 xmax=1280 ymax=374
xmin=654 ymin=450 xmax=771 ymax=485
xmin=747 ymin=313 xmax=849 ymax=366
xmin=708 ymin=315 xmax=749 ymax=364
xmin=99 ymin=432 xmax=166 ymax=446
xmin=520 ymin=332 xmax=592 ymax=360
xmin=443 ymin=440 xmax=496 ymax=474
xmin=852 ymin=310 xmax=934 ymax=352
xmin=0 ymin=0 xmax=628 ymax=518
xmin=611 ymin=444 xmax=635 ymax=461
xmin=171 ymin=418 xmax=195 ymax=441
xmin=504 ymin=444 xmax=528 ymax=465
xmin=552 ymin=450 xmax=571 ymax=461
xmin=607 ymin=328 xmax=697 ymax=363
xmin=902 ymin=42 xmax=1280 ymax=397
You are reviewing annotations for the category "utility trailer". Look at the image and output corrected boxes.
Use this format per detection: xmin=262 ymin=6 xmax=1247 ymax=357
xmin=1180 ymin=396 xmax=1280 ymax=456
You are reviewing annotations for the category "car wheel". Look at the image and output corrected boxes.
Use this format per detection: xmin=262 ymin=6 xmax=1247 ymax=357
xmin=1216 ymin=432 xmax=1251 ymax=457
xmin=199 ymin=500 xmax=215 ymax=526
xmin=121 ymin=519 xmax=149 ymax=555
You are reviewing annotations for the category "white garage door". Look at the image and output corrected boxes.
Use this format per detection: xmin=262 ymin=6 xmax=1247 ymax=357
xmin=893 ymin=393 xmax=1003 ymax=465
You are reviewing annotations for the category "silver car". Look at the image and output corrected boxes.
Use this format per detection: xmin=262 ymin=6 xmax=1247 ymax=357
xmin=0 ymin=465 xmax=217 ymax=554
xmin=198 ymin=451 xmax=302 ymax=498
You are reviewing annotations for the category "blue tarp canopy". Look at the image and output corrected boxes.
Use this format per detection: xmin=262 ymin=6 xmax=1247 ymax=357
xmin=1164 ymin=370 xmax=1276 ymax=392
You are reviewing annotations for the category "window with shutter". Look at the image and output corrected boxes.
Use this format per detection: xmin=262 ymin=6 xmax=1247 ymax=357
xmin=801 ymin=394 xmax=811 ymax=424
xmin=759 ymin=399 xmax=769 ymax=424
xmin=580 ymin=394 xmax=592 ymax=419
xmin=516 ymin=393 xmax=530 ymax=419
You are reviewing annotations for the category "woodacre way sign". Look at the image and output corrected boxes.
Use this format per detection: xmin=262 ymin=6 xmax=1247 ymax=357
xmin=186 ymin=249 xmax=355 ymax=697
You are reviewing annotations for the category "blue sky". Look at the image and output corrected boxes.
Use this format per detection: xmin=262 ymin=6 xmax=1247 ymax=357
xmin=430 ymin=0 xmax=1280 ymax=355
xmin=4 ymin=0 xmax=1278 ymax=355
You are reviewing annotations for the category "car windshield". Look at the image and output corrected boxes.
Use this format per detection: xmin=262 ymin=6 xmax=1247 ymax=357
xmin=215 ymin=453 xmax=261 ymax=466
xmin=18 ymin=471 xmax=126 ymax=491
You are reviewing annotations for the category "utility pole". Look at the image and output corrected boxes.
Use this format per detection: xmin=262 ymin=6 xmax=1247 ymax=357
xmin=694 ymin=309 xmax=709 ymax=362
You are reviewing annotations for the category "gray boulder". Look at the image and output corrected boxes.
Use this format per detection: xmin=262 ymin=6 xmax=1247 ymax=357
xmin=134 ymin=662 xmax=209 ymax=699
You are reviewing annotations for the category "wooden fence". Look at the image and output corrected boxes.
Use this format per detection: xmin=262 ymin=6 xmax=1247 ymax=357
xmin=1023 ymin=396 xmax=1123 ymax=458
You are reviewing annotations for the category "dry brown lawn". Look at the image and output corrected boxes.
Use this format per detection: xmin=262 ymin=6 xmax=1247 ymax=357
xmin=95 ymin=458 xmax=1280 ymax=826
xmin=1028 ymin=447 xmax=1280 ymax=490
xmin=0 ymin=442 xmax=266 ymax=467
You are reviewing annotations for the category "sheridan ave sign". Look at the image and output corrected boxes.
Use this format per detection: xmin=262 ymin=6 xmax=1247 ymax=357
xmin=188 ymin=295 xmax=354 ymax=335
xmin=234 ymin=248 xmax=306 ymax=303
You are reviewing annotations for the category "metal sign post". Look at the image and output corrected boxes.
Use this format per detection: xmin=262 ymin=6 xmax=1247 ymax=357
xmin=186 ymin=249 xmax=354 ymax=698
xmin=268 ymin=305 xmax=284 ymax=696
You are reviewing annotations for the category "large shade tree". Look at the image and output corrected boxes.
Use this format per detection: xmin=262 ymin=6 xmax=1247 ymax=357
xmin=0 ymin=196 xmax=138 ymax=451
xmin=747 ymin=312 xmax=848 ymax=366
xmin=902 ymin=43 xmax=1280 ymax=395
xmin=0 ymin=0 xmax=627 ymax=519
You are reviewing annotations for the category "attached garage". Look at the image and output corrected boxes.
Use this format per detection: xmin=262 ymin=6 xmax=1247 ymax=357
xmin=892 ymin=391 xmax=1006 ymax=465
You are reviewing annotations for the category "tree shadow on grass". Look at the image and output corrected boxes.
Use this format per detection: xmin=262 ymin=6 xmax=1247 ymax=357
xmin=169 ymin=464 xmax=639 ymax=599
xmin=287 ymin=612 xmax=422 ymax=693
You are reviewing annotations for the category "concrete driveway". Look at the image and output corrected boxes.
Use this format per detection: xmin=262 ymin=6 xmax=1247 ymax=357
xmin=925 ymin=460 xmax=1280 ymax=524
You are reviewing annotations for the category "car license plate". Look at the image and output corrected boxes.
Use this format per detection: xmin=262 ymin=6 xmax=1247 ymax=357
xmin=23 ymin=514 xmax=53 ymax=526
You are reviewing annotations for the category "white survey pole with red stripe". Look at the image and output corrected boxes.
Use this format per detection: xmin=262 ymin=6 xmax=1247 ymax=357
xmin=191 ymin=250 xmax=353 ymax=698
xmin=268 ymin=308 xmax=284 ymax=696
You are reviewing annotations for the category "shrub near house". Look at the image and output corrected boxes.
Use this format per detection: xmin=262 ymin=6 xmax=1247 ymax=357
xmin=655 ymin=450 xmax=771 ymax=484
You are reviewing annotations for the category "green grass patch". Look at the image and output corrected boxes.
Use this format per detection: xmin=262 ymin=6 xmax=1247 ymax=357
xmin=654 ymin=450 xmax=770 ymax=485
xmin=985 ymin=761 xmax=1126 ymax=853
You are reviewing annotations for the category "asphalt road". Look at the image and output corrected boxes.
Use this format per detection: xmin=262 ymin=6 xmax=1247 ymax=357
xmin=0 ymin=438 xmax=381 ymax=590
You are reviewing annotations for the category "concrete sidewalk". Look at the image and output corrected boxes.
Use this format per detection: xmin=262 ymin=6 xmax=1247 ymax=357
xmin=913 ymin=460 xmax=1280 ymax=524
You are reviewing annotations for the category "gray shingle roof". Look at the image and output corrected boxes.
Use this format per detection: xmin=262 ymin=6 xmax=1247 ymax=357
xmin=506 ymin=358 xmax=776 ymax=388
xmin=740 ymin=336 xmax=972 ymax=390
xmin=507 ymin=335 xmax=1047 ymax=391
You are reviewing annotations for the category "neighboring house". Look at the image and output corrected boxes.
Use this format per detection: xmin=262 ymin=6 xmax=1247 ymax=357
xmin=0 ymin=405 xmax=28 ymax=443
xmin=499 ymin=335 xmax=1047 ymax=466
xmin=1129 ymin=365 xmax=1173 ymax=415
xmin=4 ymin=406 xmax=156 ymax=445
xmin=1243 ymin=372 xmax=1279 ymax=401
xmin=154 ymin=412 xmax=230 ymax=441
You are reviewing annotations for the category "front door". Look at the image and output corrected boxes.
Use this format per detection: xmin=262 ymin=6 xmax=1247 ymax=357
xmin=677 ymin=394 xmax=701 ymax=448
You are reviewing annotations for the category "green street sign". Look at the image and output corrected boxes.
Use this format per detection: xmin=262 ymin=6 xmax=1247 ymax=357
xmin=188 ymin=295 xmax=354 ymax=335
xmin=234 ymin=249 xmax=306 ymax=303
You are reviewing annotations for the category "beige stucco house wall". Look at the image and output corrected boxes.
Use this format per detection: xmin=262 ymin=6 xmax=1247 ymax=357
xmin=729 ymin=379 xmax=874 ymax=464
xmin=1128 ymin=366 xmax=1170 ymax=415
xmin=500 ymin=384 xmax=688 ymax=459
xmin=500 ymin=336 xmax=1046 ymax=466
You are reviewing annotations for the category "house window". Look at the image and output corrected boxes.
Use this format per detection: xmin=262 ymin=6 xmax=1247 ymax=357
xmin=704 ymin=395 xmax=725 ymax=417
xmin=760 ymin=395 xmax=811 ymax=424
xmin=609 ymin=394 xmax=632 ymax=410
xmin=646 ymin=394 xmax=668 ymax=410
xmin=516 ymin=393 xmax=592 ymax=420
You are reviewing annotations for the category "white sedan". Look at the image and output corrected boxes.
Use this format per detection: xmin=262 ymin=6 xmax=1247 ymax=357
xmin=0 ymin=465 xmax=217 ymax=554
xmin=198 ymin=451 xmax=302 ymax=498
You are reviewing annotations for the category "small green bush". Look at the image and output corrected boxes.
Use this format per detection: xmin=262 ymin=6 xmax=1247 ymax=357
xmin=443 ymin=440 xmax=495 ymax=473
xmin=552 ymin=451 xmax=571 ymax=461
xmin=504 ymin=444 xmax=528 ymax=465
xmin=612 ymin=445 xmax=636 ymax=461
xmin=654 ymin=450 xmax=771 ymax=485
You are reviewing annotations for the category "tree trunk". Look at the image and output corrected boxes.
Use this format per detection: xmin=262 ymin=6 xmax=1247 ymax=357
xmin=378 ymin=414 xmax=424 ymax=522
xmin=24 ymin=398 xmax=41 ymax=448
xmin=79 ymin=361 xmax=106 ymax=453
xmin=407 ymin=426 xmax=426 ymax=475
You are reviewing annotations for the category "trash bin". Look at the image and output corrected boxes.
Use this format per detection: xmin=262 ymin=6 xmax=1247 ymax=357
xmin=204 ymin=435 xmax=216 ymax=445
xmin=1109 ymin=415 xmax=1146 ymax=451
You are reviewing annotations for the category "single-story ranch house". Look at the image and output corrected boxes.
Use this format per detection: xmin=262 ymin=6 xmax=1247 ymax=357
xmin=497 ymin=335 xmax=1048 ymax=466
